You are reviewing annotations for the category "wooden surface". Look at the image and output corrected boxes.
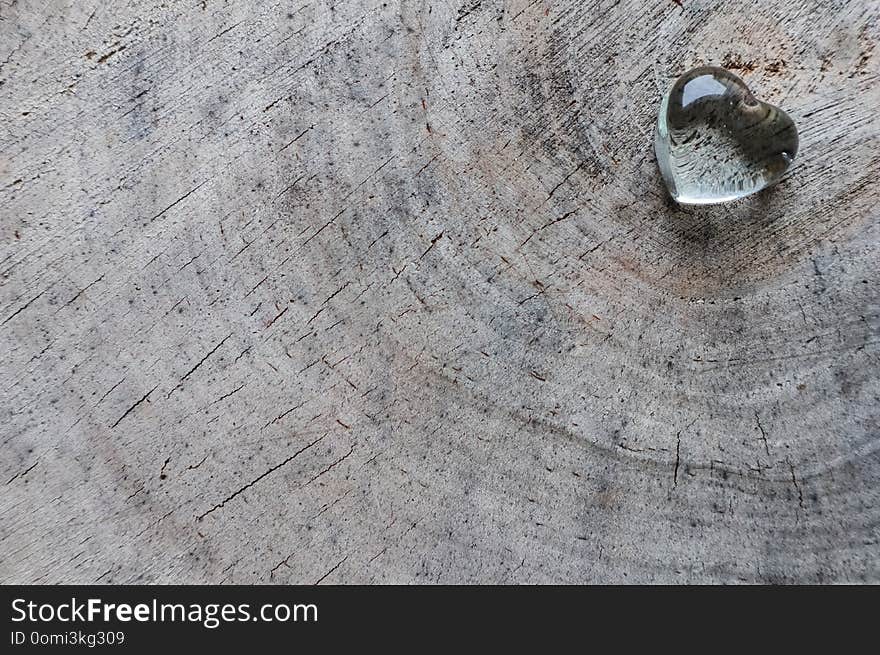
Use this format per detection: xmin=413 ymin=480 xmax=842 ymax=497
xmin=1 ymin=0 xmax=878 ymax=583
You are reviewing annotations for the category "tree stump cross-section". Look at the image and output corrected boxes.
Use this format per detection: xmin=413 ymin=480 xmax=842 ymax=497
xmin=0 ymin=0 xmax=878 ymax=583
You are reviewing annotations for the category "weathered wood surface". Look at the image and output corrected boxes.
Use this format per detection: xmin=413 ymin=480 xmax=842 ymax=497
xmin=1 ymin=0 xmax=878 ymax=584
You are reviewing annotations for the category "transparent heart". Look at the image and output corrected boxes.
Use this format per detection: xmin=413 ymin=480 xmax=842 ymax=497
xmin=655 ymin=66 xmax=799 ymax=205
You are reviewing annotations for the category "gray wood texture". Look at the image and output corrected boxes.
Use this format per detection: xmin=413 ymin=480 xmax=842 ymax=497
xmin=1 ymin=0 xmax=878 ymax=583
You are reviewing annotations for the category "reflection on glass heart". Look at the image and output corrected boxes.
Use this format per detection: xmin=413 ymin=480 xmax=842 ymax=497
xmin=655 ymin=66 xmax=798 ymax=205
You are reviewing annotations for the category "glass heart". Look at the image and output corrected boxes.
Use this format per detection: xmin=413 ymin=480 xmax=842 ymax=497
xmin=654 ymin=66 xmax=799 ymax=205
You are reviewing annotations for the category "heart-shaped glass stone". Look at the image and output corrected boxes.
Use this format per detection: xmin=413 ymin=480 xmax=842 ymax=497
xmin=655 ymin=66 xmax=798 ymax=205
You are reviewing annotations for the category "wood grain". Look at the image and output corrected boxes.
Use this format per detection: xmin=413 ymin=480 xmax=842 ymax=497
xmin=1 ymin=0 xmax=878 ymax=583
